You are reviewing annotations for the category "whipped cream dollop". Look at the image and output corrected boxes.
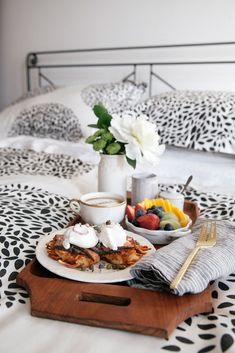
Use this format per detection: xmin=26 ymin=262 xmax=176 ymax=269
xmin=63 ymin=223 xmax=98 ymax=249
xmin=98 ymin=222 xmax=127 ymax=250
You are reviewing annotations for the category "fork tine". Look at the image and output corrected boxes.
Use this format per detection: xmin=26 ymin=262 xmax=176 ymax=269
xmin=210 ymin=223 xmax=213 ymax=240
xmin=211 ymin=222 xmax=217 ymax=241
xmin=196 ymin=224 xmax=204 ymax=244
xmin=198 ymin=223 xmax=208 ymax=243
xmin=209 ymin=222 xmax=213 ymax=240
xmin=207 ymin=222 xmax=217 ymax=245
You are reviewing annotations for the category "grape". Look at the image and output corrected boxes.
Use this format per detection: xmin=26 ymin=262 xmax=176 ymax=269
xmin=164 ymin=223 xmax=174 ymax=231
xmin=132 ymin=219 xmax=139 ymax=227
xmin=147 ymin=206 xmax=164 ymax=218
xmin=136 ymin=209 xmax=145 ymax=218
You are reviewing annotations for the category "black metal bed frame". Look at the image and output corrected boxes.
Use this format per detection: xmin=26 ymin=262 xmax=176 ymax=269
xmin=26 ymin=41 xmax=235 ymax=96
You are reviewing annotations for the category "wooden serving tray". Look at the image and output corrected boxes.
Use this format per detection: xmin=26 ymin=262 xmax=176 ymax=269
xmin=17 ymin=259 xmax=212 ymax=338
xmin=17 ymin=200 xmax=212 ymax=338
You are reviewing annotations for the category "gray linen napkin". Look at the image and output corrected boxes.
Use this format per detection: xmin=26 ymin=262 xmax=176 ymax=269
xmin=129 ymin=219 xmax=235 ymax=296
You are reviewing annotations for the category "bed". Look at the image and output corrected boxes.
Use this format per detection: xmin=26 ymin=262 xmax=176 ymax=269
xmin=1 ymin=42 xmax=235 ymax=353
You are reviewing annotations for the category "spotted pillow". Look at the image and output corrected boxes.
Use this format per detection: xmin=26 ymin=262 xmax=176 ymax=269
xmin=81 ymin=80 xmax=146 ymax=113
xmin=8 ymin=103 xmax=83 ymax=142
xmin=129 ymin=90 xmax=235 ymax=154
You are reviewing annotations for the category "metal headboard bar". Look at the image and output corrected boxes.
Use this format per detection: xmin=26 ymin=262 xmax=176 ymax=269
xmin=150 ymin=69 xmax=176 ymax=96
xmin=27 ymin=41 xmax=235 ymax=55
xmin=26 ymin=41 xmax=235 ymax=92
xmin=38 ymin=71 xmax=55 ymax=87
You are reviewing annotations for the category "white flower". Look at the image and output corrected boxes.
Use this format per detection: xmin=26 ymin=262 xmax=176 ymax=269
xmin=109 ymin=113 xmax=165 ymax=166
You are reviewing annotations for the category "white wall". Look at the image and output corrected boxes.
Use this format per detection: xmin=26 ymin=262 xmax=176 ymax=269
xmin=1 ymin=0 xmax=235 ymax=110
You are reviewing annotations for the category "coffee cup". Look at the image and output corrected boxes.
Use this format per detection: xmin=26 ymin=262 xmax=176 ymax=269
xmin=69 ymin=192 xmax=126 ymax=225
xmin=159 ymin=191 xmax=184 ymax=210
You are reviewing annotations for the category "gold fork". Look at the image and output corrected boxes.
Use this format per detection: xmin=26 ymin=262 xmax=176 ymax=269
xmin=170 ymin=222 xmax=217 ymax=290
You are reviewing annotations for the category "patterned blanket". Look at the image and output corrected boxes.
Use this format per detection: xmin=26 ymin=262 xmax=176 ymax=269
xmin=0 ymin=148 xmax=94 ymax=178
xmin=0 ymin=183 xmax=234 ymax=353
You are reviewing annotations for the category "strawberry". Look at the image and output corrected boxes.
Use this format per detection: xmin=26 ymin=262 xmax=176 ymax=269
xmin=126 ymin=205 xmax=135 ymax=222
xmin=138 ymin=214 xmax=160 ymax=230
xmin=135 ymin=203 xmax=146 ymax=218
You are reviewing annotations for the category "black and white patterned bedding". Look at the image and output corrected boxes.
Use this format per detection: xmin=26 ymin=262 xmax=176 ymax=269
xmin=0 ymin=80 xmax=146 ymax=143
xmin=128 ymin=91 xmax=235 ymax=155
xmin=0 ymin=182 xmax=234 ymax=352
xmin=81 ymin=80 xmax=146 ymax=113
xmin=0 ymin=148 xmax=94 ymax=178
xmin=8 ymin=103 xmax=83 ymax=142
xmin=0 ymin=184 xmax=74 ymax=308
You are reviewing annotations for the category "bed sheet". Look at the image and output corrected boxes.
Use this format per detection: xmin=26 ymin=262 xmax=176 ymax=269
xmin=0 ymin=144 xmax=235 ymax=353
xmin=0 ymin=138 xmax=234 ymax=197
xmin=157 ymin=146 xmax=235 ymax=197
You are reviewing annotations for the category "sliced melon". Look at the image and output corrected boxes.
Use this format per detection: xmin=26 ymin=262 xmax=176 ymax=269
xmin=161 ymin=212 xmax=178 ymax=221
xmin=160 ymin=219 xmax=181 ymax=230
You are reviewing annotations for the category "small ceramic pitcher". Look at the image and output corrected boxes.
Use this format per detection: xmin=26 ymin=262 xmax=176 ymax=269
xmin=131 ymin=173 xmax=158 ymax=205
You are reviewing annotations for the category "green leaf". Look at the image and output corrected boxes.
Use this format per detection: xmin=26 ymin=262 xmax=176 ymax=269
xmin=106 ymin=142 xmax=121 ymax=154
xmin=102 ymin=132 xmax=114 ymax=142
xmin=93 ymin=104 xmax=112 ymax=128
xmin=85 ymin=135 xmax=97 ymax=144
xmin=126 ymin=156 xmax=136 ymax=169
xmin=97 ymin=113 xmax=112 ymax=129
xmin=88 ymin=124 xmax=98 ymax=128
xmin=93 ymin=104 xmax=109 ymax=118
xmin=93 ymin=139 xmax=107 ymax=151
xmin=94 ymin=128 xmax=106 ymax=137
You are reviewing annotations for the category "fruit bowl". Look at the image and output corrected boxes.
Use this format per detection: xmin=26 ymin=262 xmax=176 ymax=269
xmin=125 ymin=197 xmax=193 ymax=245
xmin=125 ymin=215 xmax=192 ymax=245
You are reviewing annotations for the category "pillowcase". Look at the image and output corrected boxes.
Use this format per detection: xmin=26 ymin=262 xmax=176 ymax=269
xmin=10 ymin=85 xmax=57 ymax=105
xmin=81 ymin=80 xmax=146 ymax=113
xmin=8 ymin=103 xmax=83 ymax=142
xmin=129 ymin=90 xmax=235 ymax=154
xmin=0 ymin=81 xmax=146 ymax=142
xmin=0 ymin=85 xmax=98 ymax=140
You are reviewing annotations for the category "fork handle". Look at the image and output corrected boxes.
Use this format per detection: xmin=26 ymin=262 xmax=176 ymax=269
xmin=170 ymin=247 xmax=200 ymax=290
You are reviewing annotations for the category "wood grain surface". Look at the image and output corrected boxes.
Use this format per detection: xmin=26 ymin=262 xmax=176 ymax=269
xmin=17 ymin=259 xmax=212 ymax=338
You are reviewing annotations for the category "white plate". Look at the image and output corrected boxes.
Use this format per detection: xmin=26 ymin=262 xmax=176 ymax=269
xmin=36 ymin=229 xmax=156 ymax=283
xmin=125 ymin=215 xmax=192 ymax=245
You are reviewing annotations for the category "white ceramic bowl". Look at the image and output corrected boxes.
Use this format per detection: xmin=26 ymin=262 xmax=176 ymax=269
xmin=125 ymin=215 xmax=192 ymax=245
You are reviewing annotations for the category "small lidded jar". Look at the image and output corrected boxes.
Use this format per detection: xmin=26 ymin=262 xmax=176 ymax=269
xmin=159 ymin=191 xmax=184 ymax=210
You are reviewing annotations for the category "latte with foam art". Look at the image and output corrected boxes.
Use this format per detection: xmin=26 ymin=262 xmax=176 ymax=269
xmin=85 ymin=197 xmax=122 ymax=207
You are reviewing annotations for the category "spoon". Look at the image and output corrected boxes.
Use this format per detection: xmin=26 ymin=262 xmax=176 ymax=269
xmin=181 ymin=175 xmax=193 ymax=194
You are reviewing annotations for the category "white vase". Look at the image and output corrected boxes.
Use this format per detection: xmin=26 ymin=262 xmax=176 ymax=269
xmin=98 ymin=154 xmax=128 ymax=198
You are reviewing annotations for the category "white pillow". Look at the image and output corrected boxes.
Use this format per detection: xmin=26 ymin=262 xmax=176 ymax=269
xmin=0 ymin=85 xmax=97 ymax=139
xmin=10 ymin=85 xmax=57 ymax=105
xmin=81 ymin=81 xmax=146 ymax=113
xmin=129 ymin=90 xmax=235 ymax=155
